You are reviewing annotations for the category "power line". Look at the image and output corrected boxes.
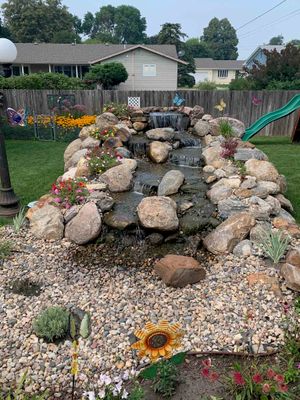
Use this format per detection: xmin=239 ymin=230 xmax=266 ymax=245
xmin=236 ymin=0 xmax=288 ymax=30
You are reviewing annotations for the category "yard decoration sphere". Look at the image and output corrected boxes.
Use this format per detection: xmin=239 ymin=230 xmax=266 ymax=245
xmin=0 ymin=38 xmax=17 ymax=63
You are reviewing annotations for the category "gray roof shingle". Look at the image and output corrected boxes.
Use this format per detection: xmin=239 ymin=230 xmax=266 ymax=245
xmin=13 ymin=43 xmax=181 ymax=65
xmin=194 ymin=58 xmax=245 ymax=70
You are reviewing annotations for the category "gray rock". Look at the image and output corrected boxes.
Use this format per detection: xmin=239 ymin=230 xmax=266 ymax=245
xmin=249 ymin=196 xmax=273 ymax=220
xmin=146 ymin=233 xmax=164 ymax=245
xmin=209 ymin=117 xmax=245 ymax=138
xmin=64 ymin=205 xmax=80 ymax=223
xmin=103 ymin=209 xmax=136 ymax=230
xmin=137 ymin=196 xmax=179 ymax=231
xmin=158 ymin=170 xmax=185 ymax=196
xmin=233 ymin=240 xmax=253 ymax=257
xmin=146 ymin=128 xmax=175 ymax=141
xmin=101 ymin=164 xmax=133 ymax=192
xmin=275 ymin=194 xmax=294 ymax=213
xmin=245 ymin=159 xmax=279 ymax=182
xmin=95 ymin=112 xmax=119 ymax=131
xmin=250 ymin=221 xmax=272 ymax=242
xmin=234 ymin=148 xmax=268 ymax=161
xmin=65 ymin=202 xmax=102 ymax=245
xmin=88 ymin=191 xmax=114 ymax=212
xmin=65 ymin=149 xmax=88 ymax=171
xmin=281 ymin=263 xmax=300 ymax=292
xmin=115 ymin=147 xmax=132 ymax=158
xmin=79 ymin=124 xmax=97 ymax=139
xmin=278 ymin=209 xmax=296 ymax=224
xmin=240 ymin=176 xmax=257 ymax=189
xmin=218 ymin=197 xmax=248 ymax=219
xmin=265 ymin=195 xmax=281 ymax=216
xmin=194 ymin=120 xmax=210 ymax=137
xmin=207 ymin=185 xmax=232 ymax=204
xmin=253 ymin=181 xmax=280 ymax=196
xmin=81 ymin=136 xmax=100 ymax=149
xmin=64 ymin=139 xmax=82 ymax=164
xmin=30 ymin=204 xmax=64 ymax=241
xmin=148 ymin=141 xmax=171 ymax=163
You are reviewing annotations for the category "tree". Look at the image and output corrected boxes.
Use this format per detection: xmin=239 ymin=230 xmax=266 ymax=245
xmin=157 ymin=23 xmax=187 ymax=47
xmin=289 ymin=39 xmax=300 ymax=46
xmin=0 ymin=18 xmax=11 ymax=39
xmin=1 ymin=0 xmax=80 ymax=43
xmin=185 ymin=38 xmax=212 ymax=58
xmin=82 ymin=5 xmax=146 ymax=44
xmin=246 ymin=43 xmax=300 ymax=89
xmin=201 ymin=18 xmax=238 ymax=60
xmin=84 ymin=62 xmax=128 ymax=89
xmin=268 ymin=35 xmax=284 ymax=45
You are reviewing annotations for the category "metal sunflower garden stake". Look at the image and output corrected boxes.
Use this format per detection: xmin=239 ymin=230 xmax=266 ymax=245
xmin=69 ymin=310 xmax=91 ymax=400
xmin=131 ymin=320 xmax=186 ymax=398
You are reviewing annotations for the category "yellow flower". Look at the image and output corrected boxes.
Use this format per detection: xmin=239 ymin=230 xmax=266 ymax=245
xmin=131 ymin=320 xmax=183 ymax=362
xmin=214 ymin=98 xmax=226 ymax=112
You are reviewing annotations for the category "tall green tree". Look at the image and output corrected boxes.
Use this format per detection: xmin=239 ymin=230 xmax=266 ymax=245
xmin=1 ymin=0 xmax=80 ymax=43
xmin=269 ymin=35 xmax=284 ymax=45
xmin=185 ymin=38 xmax=212 ymax=58
xmin=157 ymin=23 xmax=187 ymax=46
xmin=0 ymin=18 xmax=11 ymax=39
xmin=82 ymin=5 xmax=146 ymax=44
xmin=201 ymin=18 xmax=238 ymax=60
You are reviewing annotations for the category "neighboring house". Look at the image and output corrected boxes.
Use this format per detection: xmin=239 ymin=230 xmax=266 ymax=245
xmin=192 ymin=58 xmax=244 ymax=85
xmin=9 ymin=43 xmax=187 ymax=90
xmin=244 ymin=45 xmax=286 ymax=69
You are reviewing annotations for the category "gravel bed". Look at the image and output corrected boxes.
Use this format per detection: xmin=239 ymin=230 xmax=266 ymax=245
xmin=0 ymin=226 xmax=298 ymax=397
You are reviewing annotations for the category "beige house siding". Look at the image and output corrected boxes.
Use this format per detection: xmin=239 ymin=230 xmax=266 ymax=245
xmin=101 ymin=48 xmax=178 ymax=90
xmin=211 ymin=69 xmax=237 ymax=84
xmin=193 ymin=68 xmax=238 ymax=85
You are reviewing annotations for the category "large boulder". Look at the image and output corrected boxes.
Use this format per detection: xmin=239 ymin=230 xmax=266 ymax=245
xmin=79 ymin=124 xmax=97 ymax=140
xmin=154 ymin=255 xmax=206 ymax=288
xmin=148 ymin=141 xmax=171 ymax=163
xmin=81 ymin=136 xmax=100 ymax=149
xmin=103 ymin=209 xmax=136 ymax=230
xmin=30 ymin=204 xmax=64 ymax=241
xmin=194 ymin=120 xmax=210 ymax=137
xmin=88 ymin=191 xmax=114 ymax=212
xmin=209 ymin=117 xmax=245 ymax=138
xmin=64 ymin=139 xmax=82 ymax=164
xmin=203 ymin=212 xmax=256 ymax=255
xmin=190 ymin=105 xmax=205 ymax=126
xmin=207 ymin=185 xmax=232 ymax=204
xmin=234 ymin=148 xmax=268 ymax=162
xmin=245 ymin=159 xmax=279 ymax=182
xmin=157 ymin=170 xmax=185 ymax=196
xmin=65 ymin=149 xmax=88 ymax=171
xmin=248 ymin=196 xmax=273 ymax=220
xmin=137 ymin=196 xmax=179 ymax=231
xmin=75 ymin=157 xmax=90 ymax=178
xmin=286 ymin=247 xmax=300 ymax=267
xmin=65 ymin=202 xmax=102 ymax=245
xmin=202 ymin=143 xmax=226 ymax=169
xmin=146 ymin=128 xmax=175 ymax=141
xmin=275 ymin=194 xmax=294 ymax=213
xmin=95 ymin=112 xmax=118 ymax=131
xmin=218 ymin=197 xmax=248 ymax=219
xmin=101 ymin=164 xmax=133 ymax=192
xmin=281 ymin=263 xmax=300 ymax=291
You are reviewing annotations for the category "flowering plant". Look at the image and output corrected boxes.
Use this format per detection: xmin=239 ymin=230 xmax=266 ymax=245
xmin=220 ymin=138 xmax=239 ymax=159
xmin=90 ymin=126 xmax=118 ymax=141
xmin=50 ymin=178 xmax=90 ymax=209
xmin=86 ymin=147 xmax=120 ymax=175
xmin=103 ymin=102 xmax=132 ymax=118
xmin=27 ymin=114 xmax=96 ymax=130
xmin=200 ymin=358 xmax=292 ymax=400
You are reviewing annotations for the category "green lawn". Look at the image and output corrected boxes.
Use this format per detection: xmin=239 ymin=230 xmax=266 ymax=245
xmin=0 ymin=140 xmax=67 ymax=225
xmin=251 ymin=136 xmax=300 ymax=223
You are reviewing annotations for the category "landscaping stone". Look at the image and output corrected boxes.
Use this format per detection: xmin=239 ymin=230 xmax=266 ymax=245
xmin=203 ymin=212 xmax=256 ymax=254
xmin=65 ymin=149 xmax=88 ymax=171
xmin=194 ymin=120 xmax=210 ymax=137
xmin=145 ymin=232 xmax=164 ymax=245
xmin=234 ymin=148 xmax=268 ymax=161
xmin=205 ymin=175 xmax=217 ymax=184
xmin=240 ymin=176 xmax=257 ymax=189
xmin=64 ymin=139 xmax=82 ymax=164
xmin=265 ymin=195 xmax=281 ymax=216
xmin=202 ymin=134 xmax=214 ymax=146
xmin=245 ymin=159 xmax=279 ymax=182
xmin=81 ymin=136 xmax=100 ymax=149
xmin=277 ymin=174 xmax=287 ymax=193
xmin=86 ymin=182 xmax=107 ymax=191
xmin=250 ymin=221 xmax=272 ymax=242
xmin=75 ymin=157 xmax=90 ymax=178
xmin=202 ymin=114 xmax=213 ymax=121
xmin=95 ymin=112 xmax=118 ymax=130
xmin=79 ymin=124 xmax=96 ymax=139
xmin=207 ymin=185 xmax=232 ymax=204
xmin=202 ymin=144 xmax=221 ymax=165
xmin=275 ymin=194 xmax=294 ymax=213
xmin=115 ymin=147 xmax=132 ymax=158
xmin=214 ymin=177 xmax=241 ymax=189
xmin=103 ymin=209 xmax=136 ymax=230
xmin=115 ymin=128 xmax=131 ymax=143
xmin=253 ymin=181 xmax=280 ymax=196
xmin=30 ymin=204 xmax=64 ymax=241
xmin=133 ymin=122 xmax=147 ymax=131
xmin=278 ymin=209 xmax=296 ymax=223
xmin=65 ymin=202 xmax=102 ymax=245
xmin=247 ymin=273 xmax=281 ymax=296
xmin=120 ymin=158 xmax=138 ymax=171
xmin=209 ymin=117 xmax=245 ymax=138
xmin=148 ymin=141 xmax=171 ymax=163
xmin=103 ymin=137 xmax=123 ymax=149
xmin=218 ymin=197 xmax=248 ymax=219
xmin=190 ymin=105 xmax=204 ymax=125
xmin=63 ymin=205 xmax=80 ymax=223
xmin=137 ymin=196 xmax=179 ymax=231
xmin=214 ymin=169 xmax=226 ymax=179
xmin=157 ymin=170 xmax=185 ymax=196
xmin=281 ymin=263 xmax=300 ymax=291
xmin=249 ymin=196 xmax=272 ymax=220
xmin=233 ymin=240 xmax=253 ymax=257
xmin=286 ymin=247 xmax=300 ymax=267
xmin=203 ymin=165 xmax=215 ymax=173
xmin=61 ymin=167 xmax=77 ymax=181
xmin=88 ymin=191 xmax=114 ymax=212
xmin=146 ymin=128 xmax=174 ymax=141
xmin=101 ymin=164 xmax=133 ymax=192
xmin=154 ymin=255 xmax=206 ymax=288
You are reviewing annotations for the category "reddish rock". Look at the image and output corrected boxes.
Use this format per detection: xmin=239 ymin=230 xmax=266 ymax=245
xmin=286 ymin=247 xmax=300 ymax=267
xmin=247 ymin=273 xmax=281 ymax=296
xmin=154 ymin=255 xmax=206 ymax=288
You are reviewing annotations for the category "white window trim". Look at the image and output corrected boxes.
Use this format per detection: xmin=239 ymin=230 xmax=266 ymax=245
xmin=217 ymin=69 xmax=229 ymax=78
xmin=143 ymin=64 xmax=157 ymax=77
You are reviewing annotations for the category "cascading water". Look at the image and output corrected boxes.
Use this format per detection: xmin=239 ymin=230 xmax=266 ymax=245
xmin=149 ymin=112 xmax=189 ymax=131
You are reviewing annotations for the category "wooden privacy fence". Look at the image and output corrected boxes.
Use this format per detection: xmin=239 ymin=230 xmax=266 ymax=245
xmin=2 ymin=89 xmax=300 ymax=137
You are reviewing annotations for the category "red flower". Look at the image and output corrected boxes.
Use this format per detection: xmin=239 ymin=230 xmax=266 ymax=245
xmin=278 ymin=384 xmax=288 ymax=393
xmin=233 ymin=372 xmax=245 ymax=386
xmin=252 ymin=374 xmax=263 ymax=384
xmin=266 ymin=369 xmax=276 ymax=379
xmin=262 ymin=383 xmax=271 ymax=393
xmin=201 ymin=368 xmax=210 ymax=378
xmin=209 ymin=372 xmax=219 ymax=382
xmin=201 ymin=358 xmax=212 ymax=368
xmin=274 ymin=374 xmax=284 ymax=384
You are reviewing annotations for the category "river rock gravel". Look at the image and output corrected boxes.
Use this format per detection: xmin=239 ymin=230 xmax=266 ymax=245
xmin=0 ymin=225 xmax=299 ymax=398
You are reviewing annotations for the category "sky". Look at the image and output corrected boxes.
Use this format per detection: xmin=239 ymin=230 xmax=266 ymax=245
xmin=2 ymin=0 xmax=300 ymax=59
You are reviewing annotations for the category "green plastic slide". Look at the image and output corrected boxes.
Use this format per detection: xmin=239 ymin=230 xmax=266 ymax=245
xmin=241 ymin=94 xmax=300 ymax=141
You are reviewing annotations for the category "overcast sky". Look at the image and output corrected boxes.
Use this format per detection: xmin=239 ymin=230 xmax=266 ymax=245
xmin=2 ymin=0 xmax=300 ymax=59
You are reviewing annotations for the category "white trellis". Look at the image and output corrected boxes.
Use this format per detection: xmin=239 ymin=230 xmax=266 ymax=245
xmin=127 ymin=97 xmax=141 ymax=108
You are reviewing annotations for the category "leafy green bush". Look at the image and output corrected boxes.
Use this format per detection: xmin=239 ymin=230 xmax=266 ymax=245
xmin=194 ymin=80 xmax=217 ymax=90
xmin=84 ymin=62 xmax=128 ymax=89
xmin=33 ymin=306 xmax=69 ymax=342
xmin=266 ymin=79 xmax=300 ymax=90
xmin=0 ymin=73 xmax=86 ymax=90
xmin=228 ymin=77 xmax=256 ymax=90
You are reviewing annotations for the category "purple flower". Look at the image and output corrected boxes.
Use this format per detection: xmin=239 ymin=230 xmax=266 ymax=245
xmin=297 ymin=362 xmax=300 ymax=369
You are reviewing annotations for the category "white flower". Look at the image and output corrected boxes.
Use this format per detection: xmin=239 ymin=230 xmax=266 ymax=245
xmin=83 ymin=391 xmax=96 ymax=400
xmin=122 ymin=370 xmax=130 ymax=381
xmin=113 ymin=381 xmax=123 ymax=395
xmin=98 ymin=388 xmax=106 ymax=399
xmin=99 ymin=373 xmax=112 ymax=386
xmin=122 ymin=389 xmax=129 ymax=399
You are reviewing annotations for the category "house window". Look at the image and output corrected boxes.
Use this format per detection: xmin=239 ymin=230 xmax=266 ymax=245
xmin=54 ymin=65 xmax=77 ymax=77
xmin=143 ymin=64 xmax=156 ymax=77
xmin=12 ymin=66 xmax=21 ymax=76
xmin=218 ymin=69 xmax=228 ymax=78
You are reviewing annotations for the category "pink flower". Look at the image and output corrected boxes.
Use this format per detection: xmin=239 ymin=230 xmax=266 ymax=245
xmin=252 ymin=374 xmax=263 ymax=384
xmin=54 ymin=189 xmax=59 ymax=195
xmin=202 ymin=358 xmax=212 ymax=368
xmin=201 ymin=368 xmax=210 ymax=378
xmin=233 ymin=372 xmax=245 ymax=386
xmin=262 ymin=383 xmax=271 ymax=393
xmin=296 ymin=363 xmax=300 ymax=369
xmin=278 ymin=384 xmax=288 ymax=393
xmin=274 ymin=374 xmax=284 ymax=384
xmin=53 ymin=197 xmax=61 ymax=203
xmin=209 ymin=372 xmax=219 ymax=382
xmin=266 ymin=369 xmax=276 ymax=379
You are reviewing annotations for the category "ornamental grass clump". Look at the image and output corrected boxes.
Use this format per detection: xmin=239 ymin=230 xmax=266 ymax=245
xmin=13 ymin=206 xmax=27 ymax=232
xmin=218 ymin=119 xmax=234 ymax=138
xmin=258 ymin=230 xmax=290 ymax=264
xmin=86 ymin=147 xmax=119 ymax=175
xmin=33 ymin=306 xmax=69 ymax=342
xmin=50 ymin=178 xmax=90 ymax=209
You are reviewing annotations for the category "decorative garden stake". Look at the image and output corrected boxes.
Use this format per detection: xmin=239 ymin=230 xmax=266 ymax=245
xmin=69 ymin=309 xmax=91 ymax=400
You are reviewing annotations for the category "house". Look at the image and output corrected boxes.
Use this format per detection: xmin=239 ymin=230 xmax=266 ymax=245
xmin=9 ymin=43 xmax=187 ymax=90
xmin=244 ymin=45 xmax=286 ymax=69
xmin=192 ymin=58 xmax=244 ymax=85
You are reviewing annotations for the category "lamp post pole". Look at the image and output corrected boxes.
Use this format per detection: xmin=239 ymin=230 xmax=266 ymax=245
xmin=0 ymin=39 xmax=20 ymax=217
